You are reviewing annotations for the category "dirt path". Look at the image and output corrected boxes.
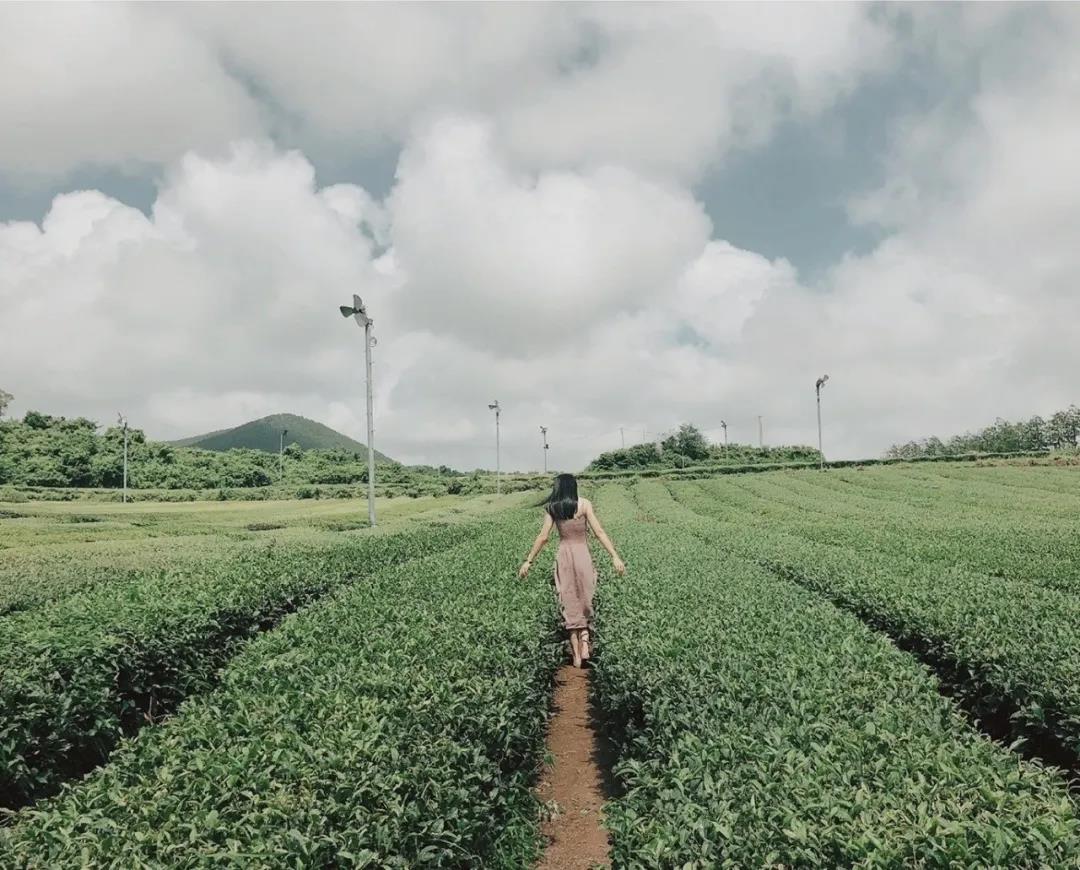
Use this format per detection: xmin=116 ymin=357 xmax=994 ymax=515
xmin=536 ymin=665 xmax=611 ymax=869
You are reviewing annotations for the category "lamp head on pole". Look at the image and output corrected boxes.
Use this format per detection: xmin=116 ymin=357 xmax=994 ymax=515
xmin=340 ymin=294 xmax=371 ymax=327
xmin=816 ymin=374 xmax=830 ymax=393
xmin=488 ymin=401 xmax=500 ymax=412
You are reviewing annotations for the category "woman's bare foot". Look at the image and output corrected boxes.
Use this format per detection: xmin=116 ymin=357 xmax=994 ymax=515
xmin=569 ymin=630 xmax=583 ymax=669
xmin=580 ymin=630 xmax=591 ymax=661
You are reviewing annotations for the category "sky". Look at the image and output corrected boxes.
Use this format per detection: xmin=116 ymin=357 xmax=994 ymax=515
xmin=2 ymin=3 xmax=1079 ymax=472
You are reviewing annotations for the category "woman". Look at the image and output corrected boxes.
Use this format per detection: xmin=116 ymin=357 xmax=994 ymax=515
xmin=519 ymin=474 xmax=626 ymax=668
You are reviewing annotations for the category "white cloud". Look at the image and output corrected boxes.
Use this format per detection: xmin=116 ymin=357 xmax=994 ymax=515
xmin=789 ymin=4 xmax=1080 ymax=453
xmin=176 ymin=4 xmax=576 ymax=143
xmin=499 ymin=3 xmax=894 ymax=178
xmin=0 ymin=4 xmax=261 ymax=176
xmin=0 ymin=135 xmax=782 ymax=470
xmin=0 ymin=143 xmax=385 ymax=432
xmin=670 ymin=241 xmax=787 ymax=347
xmin=383 ymin=117 xmax=712 ymax=354
xmin=3 ymin=4 xmax=1080 ymax=472
xmin=0 ymin=4 xmax=894 ymax=181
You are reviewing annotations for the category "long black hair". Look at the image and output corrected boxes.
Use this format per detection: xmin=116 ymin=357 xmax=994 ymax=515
xmin=539 ymin=473 xmax=579 ymax=521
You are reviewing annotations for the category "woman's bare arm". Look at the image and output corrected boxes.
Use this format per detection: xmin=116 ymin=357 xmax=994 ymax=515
xmin=583 ymin=499 xmax=626 ymax=574
xmin=519 ymin=513 xmax=554 ymax=578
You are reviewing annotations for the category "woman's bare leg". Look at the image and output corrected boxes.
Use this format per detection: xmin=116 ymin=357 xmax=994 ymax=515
xmin=569 ymin=630 xmax=583 ymax=668
xmin=580 ymin=628 xmax=590 ymax=661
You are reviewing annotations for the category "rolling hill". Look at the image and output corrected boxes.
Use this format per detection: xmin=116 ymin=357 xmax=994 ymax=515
xmin=170 ymin=414 xmax=395 ymax=463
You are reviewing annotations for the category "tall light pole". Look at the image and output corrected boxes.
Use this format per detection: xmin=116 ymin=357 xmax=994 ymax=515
xmin=339 ymin=294 xmax=377 ymax=527
xmin=758 ymin=415 xmax=764 ymax=448
xmin=117 ymin=413 xmax=129 ymax=504
xmin=488 ymin=401 xmax=501 ymax=494
xmin=540 ymin=425 xmax=549 ymax=473
xmin=620 ymin=427 xmax=625 ymax=449
xmin=816 ymin=374 xmax=830 ymax=470
xmin=720 ymin=419 xmax=728 ymax=447
xmin=279 ymin=428 xmax=288 ymax=481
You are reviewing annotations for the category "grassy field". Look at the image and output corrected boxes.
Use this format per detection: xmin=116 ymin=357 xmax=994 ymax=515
xmin=0 ymin=493 xmax=525 ymax=619
xmin=2 ymin=463 xmax=1080 ymax=866
xmin=0 ymin=493 xmax=504 ymax=549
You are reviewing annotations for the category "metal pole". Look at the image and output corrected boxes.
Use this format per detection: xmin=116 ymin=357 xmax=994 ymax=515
xmin=720 ymin=420 xmax=728 ymax=447
xmin=817 ymin=390 xmax=823 ymax=468
xmin=340 ymin=295 xmax=377 ymax=527
xmin=540 ymin=425 xmax=548 ymax=473
xmin=620 ymin=427 xmax=625 ymax=448
xmin=758 ymin=415 xmax=764 ymax=448
xmin=816 ymin=374 xmax=829 ymax=470
xmin=364 ymin=319 xmax=376 ymax=526
xmin=122 ymin=422 xmax=128 ymax=504
xmin=487 ymin=401 xmax=501 ymax=494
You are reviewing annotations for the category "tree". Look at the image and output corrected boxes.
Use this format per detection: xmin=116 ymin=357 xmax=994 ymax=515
xmin=1020 ymin=416 xmax=1047 ymax=451
xmin=925 ymin=436 xmax=946 ymax=456
xmin=0 ymin=389 xmax=12 ymax=419
xmin=23 ymin=410 xmax=52 ymax=429
xmin=671 ymin=423 xmax=709 ymax=461
xmin=1048 ymin=408 xmax=1080 ymax=449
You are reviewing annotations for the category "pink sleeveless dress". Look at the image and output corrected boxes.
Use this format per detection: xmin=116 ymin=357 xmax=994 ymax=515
xmin=553 ymin=514 xmax=597 ymax=631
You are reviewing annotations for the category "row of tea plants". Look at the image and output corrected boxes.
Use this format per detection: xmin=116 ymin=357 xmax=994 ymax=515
xmin=1 ymin=514 xmax=562 ymax=866
xmin=591 ymin=483 xmax=1080 ymax=866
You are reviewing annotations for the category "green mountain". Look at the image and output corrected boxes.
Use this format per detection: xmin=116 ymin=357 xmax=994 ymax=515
xmin=171 ymin=414 xmax=395 ymax=463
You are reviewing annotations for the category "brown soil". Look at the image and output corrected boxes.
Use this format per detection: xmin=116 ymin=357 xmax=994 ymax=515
xmin=535 ymin=666 xmax=611 ymax=869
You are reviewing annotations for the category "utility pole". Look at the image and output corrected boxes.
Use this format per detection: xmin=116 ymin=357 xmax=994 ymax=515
xmin=620 ymin=427 xmax=625 ymax=449
xmin=279 ymin=428 xmax=288 ymax=481
xmin=488 ymin=401 xmax=501 ymax=494
xmin=816 ymin=374 xmax=830 ymax=470
xmin=118 ymin=413 xmax=129 ymax=504
xmin=339 ymin=294 xmax=377 ymax=527
xmin=540 ymin=425 xmax=549 ymax=473
xmin=720 ymin=419 xmax=728 ymax=447
xmin=758 ymin=415 xmax=764 ymax=448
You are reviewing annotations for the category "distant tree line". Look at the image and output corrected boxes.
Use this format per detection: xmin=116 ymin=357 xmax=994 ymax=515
xmin=886 ymin=405 xmax=1080 ymax=459
xmin=0 ymin=409 xmax=468 ymax=491
xmin=587 ymin=423 xmax=821 ymax=471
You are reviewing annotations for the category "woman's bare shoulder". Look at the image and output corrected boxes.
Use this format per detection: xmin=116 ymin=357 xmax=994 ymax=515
xmin=580 ymin=497 xmax=593 ymax=511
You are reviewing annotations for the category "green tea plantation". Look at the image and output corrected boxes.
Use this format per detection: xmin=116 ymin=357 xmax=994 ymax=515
xmin=1 ymin=462 xmax=1079 ymax=868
